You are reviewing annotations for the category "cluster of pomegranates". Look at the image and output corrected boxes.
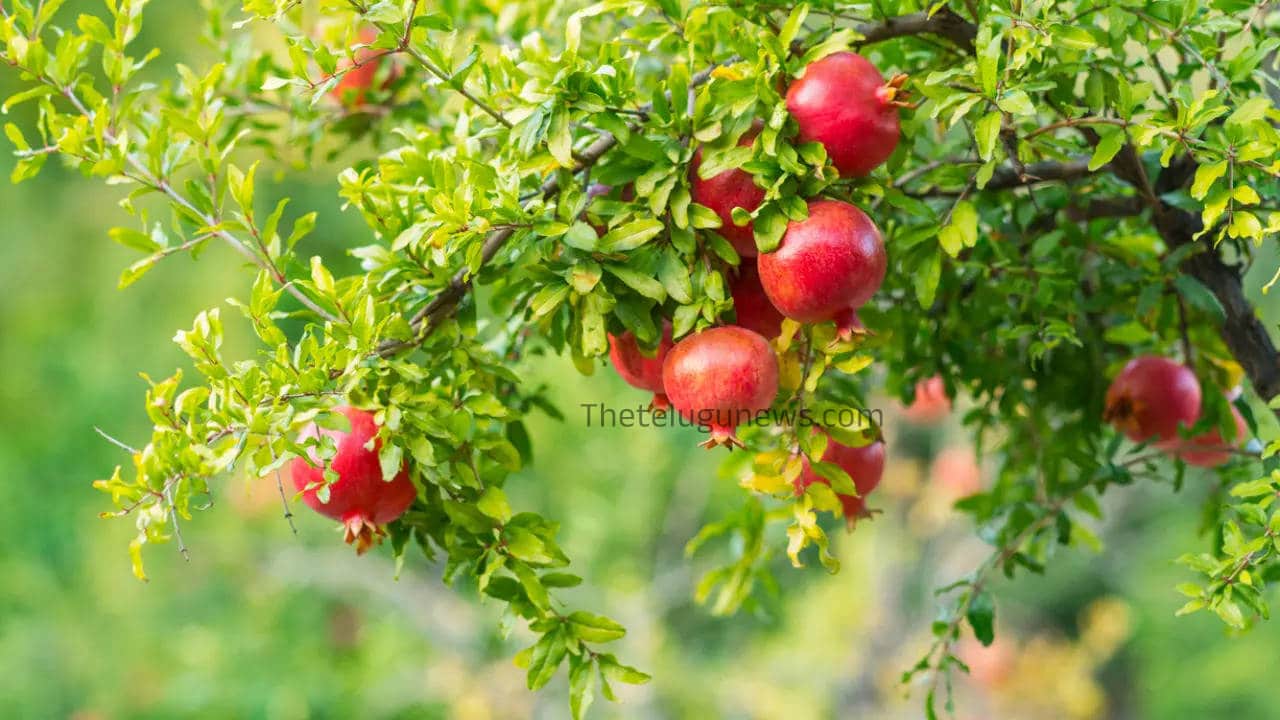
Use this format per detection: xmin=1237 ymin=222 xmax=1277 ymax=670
xmin=1104 ymin=355 xmax=1248 ymax=467
xmin=609 ymin=51 xmax=904 ymax=523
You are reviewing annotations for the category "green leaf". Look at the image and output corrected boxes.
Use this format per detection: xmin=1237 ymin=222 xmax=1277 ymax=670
xmin=109 ymin=227 xmax=161 ymax=253
xmin=915 ymin=249 xmax=942 ymax=307
xmin=975 ymin=111 xmax=1001 ymax=161
xmin=604 ymin=264 xmax=667 ymax=301
xmin=568 ymin=611 xmax=627 ymax=643
xmin=1088 ymin=128 xmax=1125 ymax=171
xmin=966 ymin=588 xmax=995 ymax=646
xmin=476 ymin=486 xmax=512 ymax=522
xmin=1173 ymin=275 xmax=1225 ymax=322
xmin=1191 ymin=161 xmax=1227 ymax=200
xmin=600 ymin=219 xmax=664 ymax=252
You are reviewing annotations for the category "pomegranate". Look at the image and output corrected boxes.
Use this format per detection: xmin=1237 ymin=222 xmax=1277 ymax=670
xmin=901 ymin=375 xmax=951 ymax=425
xmin=690 ymin=125 xmax=767 ymax=257
xmin=786 ymin=52 xmax=903 ymax=177
xmin=1103 ymin=356 xmax=1201 ymax=444
xmin=730 ymin=263 xmax=786 ymax=339
xmin=290 ymin=406 xmax=417 ymax=554
xmin=662 ymin=326 xmax=779 ymax=448
xmin=931 ymin=445 xmax=981 ymax=498
xmin=329 ymin=29 xmax=395 ymax=107
xmin=1158 ymin=399 xmax=1248 ymax=467
xmin=757 ymin=199 xmax=886 ymax=334
xmin=794 ymin=435 xmax=886 ymax=524
xmin=608 ymin=322 xmax=675 ymax=410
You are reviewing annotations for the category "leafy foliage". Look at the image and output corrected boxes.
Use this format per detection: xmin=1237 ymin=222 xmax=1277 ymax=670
xmin=4 ymin=0 xmax=1280 ymax=715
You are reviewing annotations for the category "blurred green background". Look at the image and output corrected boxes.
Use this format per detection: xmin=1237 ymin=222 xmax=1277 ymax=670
xmin=6 ymin=12 xmax=1280 ymax=720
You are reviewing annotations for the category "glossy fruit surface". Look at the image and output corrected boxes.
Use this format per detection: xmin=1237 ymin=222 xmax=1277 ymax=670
xmin=691 ymin=126 xmax=766 ymax=257
xmin=662 ymin=326 xmax=779 ymax=448
xmin=758 ymin=199 xmax=886 ymax=323
xmin=608 ymin=323 xmax=675 ymax=410
xmin=730 ymin=264 xmax=786 ymax=339
xmin=785 ymin=52 xmax=901 ymax=177
xmin=290 ymin=406 xmax=417 ymax=554
xmin=1103 ymin=356 xmax=1201 ymax=443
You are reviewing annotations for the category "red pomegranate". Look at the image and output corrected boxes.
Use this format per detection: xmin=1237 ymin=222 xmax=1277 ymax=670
xmin=794 ymin=435 xmax=886 ymax=525
xmin=730 ymin=264 xmax=786 ymax=339
xmin=1158 ymin=399 xmax=1248 ymax=467
xmin=691 ymin=125 xmax=767 ymax=257
xmin=290 ymin=406 xmax=418 ymax=554
xmin=1103 ymin=356 xmax=1201 ymax=444
xmin=757 ymin=199 xmax=886 ymax=333
xmin=785 ymin=52 xmax=903 ymax=177
xmin=608 ymin=322 xmax=675 ymax=410
xmin=662 ymin=326 xmax=779 ymax=448
xmin=931 ymin=445 xmax=981 ymax=498
xmin=901 ymin=375 xmax=951 ymax=425
xmin=329 ymin=29 xmax=396 ymax=107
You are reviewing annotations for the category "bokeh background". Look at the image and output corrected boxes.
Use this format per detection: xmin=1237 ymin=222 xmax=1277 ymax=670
xmin=6 ymin=8 xmax=1280 ymax=719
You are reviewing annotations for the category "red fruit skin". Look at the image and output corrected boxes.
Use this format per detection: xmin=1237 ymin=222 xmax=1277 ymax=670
xmin=691 ymin=126 xmax=767 ymax=257
xmin=290 ymin=406 xmax=417 ymax=554
xmin=794 ymin=438 xmax=886 ymax=523
xmin=329 ymin=30 xmax=394 ymax=107
xmin=1104 ymin=356 xmax=1202 ymax=444
xmin=608 ymin=323 xmax=675 ymax=410
xmin=662 ymin=326 xmax=779 ymax=448
xmin=730 ymin=264 xmax=786 ymax=339
xmin=757 ymin=199 xmax=887 ymax=322
xmin=786 ymin=52 xmax=901 ymax=177
xmin=901 ymin=375 xmax=951 ymax=425
xmin=1157 ymin=401 xmax=1247 ymax=467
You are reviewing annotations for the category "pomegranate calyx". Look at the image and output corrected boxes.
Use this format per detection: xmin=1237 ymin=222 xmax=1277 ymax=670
xmin=343 ymin=513 xmax=387 ymax=555
xmin=699 ymin=425 xmax=746 ymax=450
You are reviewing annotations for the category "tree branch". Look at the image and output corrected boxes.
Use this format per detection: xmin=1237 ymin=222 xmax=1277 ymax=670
xmin=1118 ymin=150 xmax=1280 ymax=404
xmin=856 ymin=8 xmax=977 ymax=52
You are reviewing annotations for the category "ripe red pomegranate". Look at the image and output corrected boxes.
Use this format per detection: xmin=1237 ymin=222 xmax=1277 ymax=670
xmin=329 ymin=29 xmax=395 ymax=107
xmin=794 ymin=435 xmax=886 ymax=525
xmin=901 ymin=375 xmax=951 ymax=425
xmin=1158 ymin=399 xmax=1248 ymax=467
xmin=786 ymin=52 xmax=903 ymax=177
xmin=608 ymin=322 xmax=675 ymax=410
xmin=290 ymin=406 xmax=417 ymax=554
xmin=1104 ymin=356 xmax=1201 ymax=444
xmin=662 ymin=326 xmax=779 ymax=448
xmin=730 ymin=264 xmax=786 ymax=339
xmin=757 ymin=199 xmax=886 ymax=334
xmin=691 ymin=125 xmax=767 ymax=257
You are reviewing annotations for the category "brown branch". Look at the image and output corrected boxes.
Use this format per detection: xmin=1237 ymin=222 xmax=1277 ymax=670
xmin=908 ymin=158 xmax=1094 ymax=197
xmin=856 ymin=8 xmax=977 ymax=52
xmin=1114 ymin=150 xmax=1280 ymax=404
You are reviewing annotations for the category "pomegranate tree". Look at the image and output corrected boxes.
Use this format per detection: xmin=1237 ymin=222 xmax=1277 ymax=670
xmin=1103 ymin=356 xmax=1201 ymax=444
xmin=662 ymin=326 xmax=779 ymax=448
xmin=691 ymin=125 xmax=767 ymax=257
xmin=290 ymin=406 xmax=418 ymax=554
xmin=608 ymin=323 xmax=675 ymax=410
xmin=757 ymin=199 xmax=886 ymax=335
xmin=794 ymin=435 xmax=886 ymax=524
xmin=785 ymin=51 xmax=904 ymax=177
